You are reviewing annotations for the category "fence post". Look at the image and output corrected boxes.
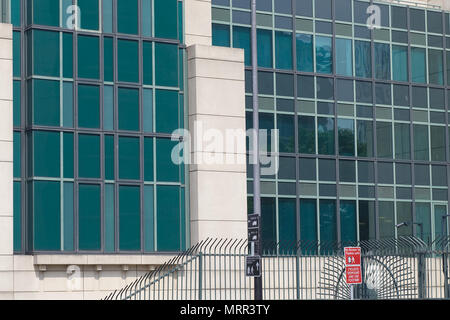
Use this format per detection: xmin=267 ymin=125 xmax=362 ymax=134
xmin=417 ymin=250 xmax=426 ymax=299
xmin=444 ymin=251 xmax=449 ymax=299
xmin=296 ymin=255 xmax=300 ymax=300
xmin=198 ymin=253 xmax=203 ymax=300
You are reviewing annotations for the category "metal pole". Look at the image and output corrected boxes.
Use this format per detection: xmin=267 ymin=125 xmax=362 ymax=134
xmin=442 ymin=215 xmax=450 ymax=299
xmin=251 ymin=0 xmax=262 ymax=301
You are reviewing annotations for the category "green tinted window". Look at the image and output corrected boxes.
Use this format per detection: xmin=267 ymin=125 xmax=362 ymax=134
xmin=105 ymin=184 xmax=115 ymax=252
xmin=13 ymin=81 xmax=20 ymax=127
xmin=143 ymin=41 xmax=153 ymax=85
xmin=143 ymin=89 xmax=153 ymax=132
xmin=336 ymin=38 xmax=353 ymax=76
xmin=316 ymin=36 xmax=332 ymax=74
xmin=154 ymin=0 xmax=178 ymax=39
xmin=431 ymin=126 xmax=446 ymax=161
xmin=105 ymin=135 xmax=115 ymax=180
xmin=357 ymin=120 xmax=374 ymax=158
xmin=144 ymin=137 xmax=154 ymax=181
xmin=79 ymin=184 xmax=101 ymax=251
xmin=155 ymin=89 xmax=178 ymax=133
xmin=233 ymin=26 xmax=251 ymax=66
xmin=261 ymin=198 xmax=277 ymax=245
xmin=102 ymin=0 xmax=113 ymax=33
xmin=63 ymin=82 xmax=73 ymax=127
xmin=78 ymin=134 xmax=100 ymax=178
xmin=63 ymin=182 xmax=74 ymax=251
xmin=118 ymin=87 xmax=139 ymax=131
xmin=278 ymin=114 xmax=295 ymax=153
xmin=117 ymin=0 xmax=138 ymax=35
xmin=359 ymin=201 xmax=376 ymax=241
xmin=429 ymin=49 xmax=444 ymax=85
xmin=155 ymin=43 xmax=178 ymax=87
xmin=144 ymin=186 xmax=154 ymax=252
xmin=118 ymin=39 xmax=139 ymax=83
xmin=300 ymin=199 xmax=317 ymax=243
xmin=33 ymin=79 xmax=60 ymax=126
xmin=104 ymin=37 xmax=114 ymax=82
xmin=33 ymin=181 xmax=61 ymax=251
xmin=278 ymin=199 xmax=296 ymax=248
xmin=78 ymin=84 xmax=100 ymax=129
xmin=33 ymin=131 xmax=60 ymax=178
xmin=338 ymin=119 xmax=355 ymax=156
xmin=296 ymin=34 xmax=314 ymax=72
xmin=340 ymin=201 xmax=357 ymax=244
xmin=78 ymin=0 xmax=99 ymax=30
xmin=63 ymin=32 xmax=73 ymax=78
xmin=11 ymin=0 xmax=21 ymax=27
xmin=394 ymin=123 xmax=411 ymax=160
xmin=156 ymin=138 xmax=179 ymax=182
xmin=119 ymin=137 xmax=140 ymax=180
xmin=319 ymin=200 xmax=337 ymax=251
xmin=374 ymin=43 xmax=391 ymax=80
xmin=317 ymin=117 xmax=335 ymax=155
xmin=377 ymin=121 xmax=393 ymax=158
xmin=33 ymin=0 xmax=59 ymax=27
xmin=157 ymin=185 xmax=180 ymax=251
xmin=13 ymin=31 xmax=20 ymax=77
xmin=257 ymin=29 xmax=273 ymax=68
xmin=13 ymin=181 xmax=21 ymax=251
xmin=33 ymin=30 xmax=59 ymax=77
xmin=392 ymin=45 xmax=408 ymax=82
xmin=212 ymin=23 xmax=231 ymax=47
xmin=298 ymin=116 xmax=315 ymax=154
xmin=275 ymin=31 xmax=293 ymax=70
xmin=119 ymin=186 xmax=141 ymax=251
xmin=414 ymin=124 xmax=429 ymax=161
xmin=411 ymin=47 xmax=426 ymax=83
xmin=78 ymin=35 xmax=99 ymax=79
xmin=63 ymin=132 xmax=74 ymax=178
xmin=103 ymin=85 xmax=114 ymax=130
xmin=142 ymin=0 xmax=152 ymax=37
xmin=13 ymin=132 xmax=20 ymax=178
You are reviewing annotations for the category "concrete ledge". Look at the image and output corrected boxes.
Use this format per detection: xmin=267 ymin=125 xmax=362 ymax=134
xmin=187 ymin=44 xmax=244 ymax=64
xmin=33 ymin=254 xmax=177 ymax=267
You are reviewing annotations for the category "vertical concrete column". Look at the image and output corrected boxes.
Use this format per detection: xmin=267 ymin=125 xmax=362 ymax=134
xmin=187 ymin=45 xmax=247 ymax=245
xmin=184 ymin=0 xmax=212 ymax=46
xmin=0 ymin=23 xmax=14 ymax=299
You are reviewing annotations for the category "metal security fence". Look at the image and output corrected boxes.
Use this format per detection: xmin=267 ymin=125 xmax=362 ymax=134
xmin=104 ymin=237 xmax=450 ymax=300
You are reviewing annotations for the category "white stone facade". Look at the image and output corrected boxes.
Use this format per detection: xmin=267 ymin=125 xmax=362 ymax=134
xmin=187 ymin=44 xmax=247 ymax=245
xmin=0 ymin=22 xmax=13 ymax=300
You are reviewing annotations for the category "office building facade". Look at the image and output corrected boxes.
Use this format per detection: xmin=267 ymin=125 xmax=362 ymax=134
xmin=0 ymin=0 xmax=450 ymax=299
xmin=212 ymin=0 xmax=450 ymax=246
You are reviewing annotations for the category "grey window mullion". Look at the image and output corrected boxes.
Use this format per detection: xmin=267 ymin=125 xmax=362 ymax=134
xmin=370 ymin=3 xmax=381 ymax=240
xmin=332 ymin=0 xmax=341 ymax=244
xmin=291 ymin=0 xmax=301 ymax=245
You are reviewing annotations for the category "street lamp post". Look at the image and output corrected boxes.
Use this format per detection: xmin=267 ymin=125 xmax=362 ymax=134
xmin=395 ymin=221 xmax=424 ymax=241
xmin=251 ymin=0 xmax=263 ymax=301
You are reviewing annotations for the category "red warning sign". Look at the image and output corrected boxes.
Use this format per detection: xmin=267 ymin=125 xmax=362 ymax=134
xmin=344 ymin=247 xmax=361 ymax=266
xmin=344 ymin=247 xmax=362 ymax=285
xmin=346 ymin=266 xmax=362 ymax=284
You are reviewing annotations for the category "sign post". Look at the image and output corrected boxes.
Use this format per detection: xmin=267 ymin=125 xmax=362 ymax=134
xmin=250 ymin=0 xmax=262 ymax=301
xmin=344 ymin=247 xmax=362 ymax=300
xmin=247 ymin=214 xmax=262 ymax=278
